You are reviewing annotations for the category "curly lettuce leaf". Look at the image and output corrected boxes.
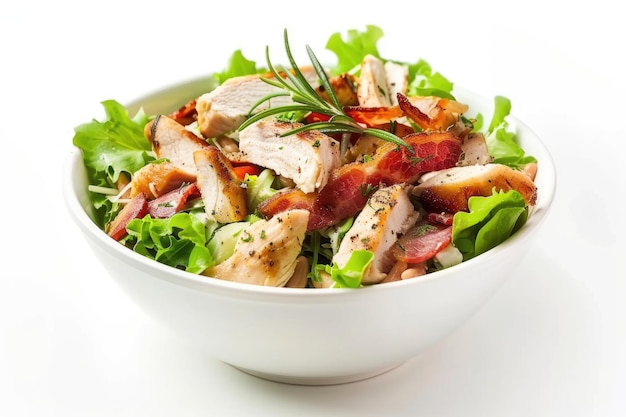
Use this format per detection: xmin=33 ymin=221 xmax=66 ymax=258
xmin=485 ymin=96 xmax=536 ymax=168
xmin=73 ymin=100 xmax=153 ymax=183
xmin=325 ymin=25 xmax=454 ymax=100
xmin=452 ymin=189 xmax=528 ymax=260
xmin=325 ymin=25 xmax=384 ymax=74
xmin=124 ymin=212 xmax=217 ymax=274
xmin=73 ymin=100 xmax=154 ymax=226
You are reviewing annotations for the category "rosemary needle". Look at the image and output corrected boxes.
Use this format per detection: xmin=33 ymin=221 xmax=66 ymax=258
xmin=237 ymin=29 xmax=414 ymax=154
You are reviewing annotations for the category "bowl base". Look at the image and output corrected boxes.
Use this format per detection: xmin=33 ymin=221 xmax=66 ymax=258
xmin=231 ymin=362 xmax=404 ymax=386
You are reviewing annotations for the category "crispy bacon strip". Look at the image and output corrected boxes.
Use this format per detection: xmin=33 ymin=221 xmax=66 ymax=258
xmin=258 ymin=131 xmax=463 ymax=230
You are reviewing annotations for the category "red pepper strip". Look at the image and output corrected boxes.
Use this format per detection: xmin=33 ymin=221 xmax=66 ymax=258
xmin=232 ymin=164 xmax=261 ymax=181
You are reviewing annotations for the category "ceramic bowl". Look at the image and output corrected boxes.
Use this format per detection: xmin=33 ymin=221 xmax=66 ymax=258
xmin=63 ymin=76 xmax=556 ymax=385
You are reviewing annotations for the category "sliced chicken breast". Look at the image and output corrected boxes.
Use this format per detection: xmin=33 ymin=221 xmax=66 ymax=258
xmin=130 ymin=161 xmax=197 ymax=199
xmin=203 ymin=209 xmax=310 ymax=287
xmin=357 ymin=54 xmax=392 ymax=107
xmin=238 ymin=120 xmax=341 ymax=193
xmin=196 ymin=67 xmax=319 ymax=139
xmin=413 ymin=163 xmax=538 ymax=213
xmin=333 ymin=184 xmax=419 ymax=284
xmin=458 ymin=132 xmax=493 ymax=166
xmin=384 ymin=61 xmax=408 ymax=106
xmin=144 ymin=115 xmax=210 ymax=174
xmin=194 ymin=147 xmax=248 ymax=223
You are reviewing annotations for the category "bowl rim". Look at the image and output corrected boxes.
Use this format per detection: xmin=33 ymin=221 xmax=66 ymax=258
xmin=63 ymin=76 xmax=557 ymax=299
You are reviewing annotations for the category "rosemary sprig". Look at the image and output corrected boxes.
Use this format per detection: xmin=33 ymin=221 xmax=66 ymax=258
xmin=237 ymin=29 xmax=414 ymax=154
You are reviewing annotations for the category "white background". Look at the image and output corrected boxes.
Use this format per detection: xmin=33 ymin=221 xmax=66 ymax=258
xmin=1 ymin=1 xmax=624 ymax=416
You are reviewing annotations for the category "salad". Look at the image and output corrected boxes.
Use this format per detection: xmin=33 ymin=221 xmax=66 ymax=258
xmin=73 ymin=25 xmax=538 ymax=288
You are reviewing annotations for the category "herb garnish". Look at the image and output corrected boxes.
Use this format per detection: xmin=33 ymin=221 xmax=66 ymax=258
xmin=237 ymin=29 xmax=414 ymax=154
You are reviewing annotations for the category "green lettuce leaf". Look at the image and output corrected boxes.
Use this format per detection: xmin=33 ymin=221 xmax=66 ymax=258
xmin=407 ymin=59 xmax=455 ymax=99
xmin=325 ymin=25 xmax=454 ymax=100
xmin=322 ymin=250 xmax=374 ymax=288
xmin=325 ymin=25 xmax=384 ymax=74
xmin=452 ymin=189 xmax=528 ymax=260
xmin=485 ymin=96 xmax=536 ymax=168
xmin=72 ymin=100 xmax=154 ymax=226
xmin=213 ymin=49 xmax=260 ymax=85
xmin=73 ymin=100 xmax=152 ymax=183
xmin=124 ymin=212 xmax=216 ymax=274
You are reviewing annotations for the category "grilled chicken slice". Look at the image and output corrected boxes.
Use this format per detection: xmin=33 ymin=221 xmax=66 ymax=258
xmin=357 ymin=54 xmax=392 ymax=107
xmin=238 ymin=120 xmax=341 ymax=193
xmin=194 ymin=147 xmax=248 ymax=223
xmin=203 ymin=209 xmax=310 ymax=287
xmin=144 ymin=115 xmax=210 ymax=174
xmin=196 ymin=67 xmax=319 ymax=139
xmin=458 ymin=132 xmax=493 ymax=166
xmin=413 ymin=163 xmax=538 ymax=213
xmin=384 ymin=61 xmax=409 ymax=106
xmin=333 ymin=184 xmax=419 ymax=285
xmin=130 ymin=161 xmax=197 ymax=199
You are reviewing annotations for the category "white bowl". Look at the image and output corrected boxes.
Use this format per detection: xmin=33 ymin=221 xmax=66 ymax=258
xmin=63 ymin=76 xmax=556 ymax=385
